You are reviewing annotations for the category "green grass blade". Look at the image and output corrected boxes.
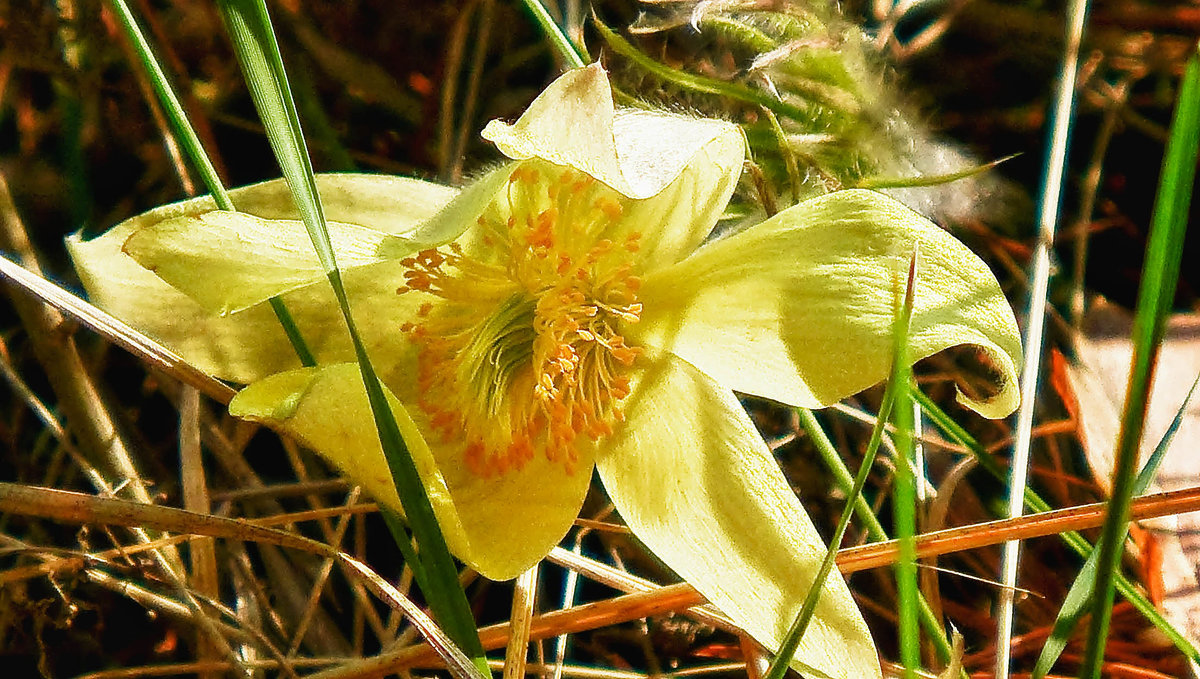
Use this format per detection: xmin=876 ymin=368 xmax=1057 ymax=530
xmin=799 ymin=409 xmax=958 ymax=669
xmin=913 ymin=390 xmax=1200 ymax=665
xmin=799 ymin=409 xmax=888 ymax=539
xmin=1032 ymin=550 xmax=1098 ymax=678
xmin=267 ymin=298 xmax=316 ymax=367
xmin=1032 ymin=372 xmax=1199 ymax=678
xmin=216 ymin=1 xmax=331 ymax=269
xmin=1078 ymin=42 xmax=1200 ymax=679
xmin=214 ymin=1 xmax=487 ymax=672
xmin=893 ymin=368 xmax=918 ymax=678
xmin=104 ymin=0 xmax=233 ymax=211
xmin=108 ymin=0 xmax=315 ymax=365
xmin=518 ymin=0 xmax=586 ymax=69
xmin=763 ymin=249 xmax=919 ymax=679
xmin=892 ymin=253 xmax=919 ymax=678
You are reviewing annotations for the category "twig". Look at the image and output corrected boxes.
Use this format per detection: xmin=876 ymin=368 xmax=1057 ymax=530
xmin=0 ymin=173 xmax=163 ymax=510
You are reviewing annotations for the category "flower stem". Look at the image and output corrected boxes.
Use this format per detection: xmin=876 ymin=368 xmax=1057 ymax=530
xmin=518 ymin=0 xmax=586 ymax=69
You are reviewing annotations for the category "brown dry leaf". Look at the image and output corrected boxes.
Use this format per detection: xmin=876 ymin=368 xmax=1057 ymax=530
xmin=1065 ymin=298 xmax=1200 ymax=647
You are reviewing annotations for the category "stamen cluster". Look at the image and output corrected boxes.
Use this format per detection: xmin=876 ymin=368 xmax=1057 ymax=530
xmin=397 ymin=164 xmax=644 ymax=476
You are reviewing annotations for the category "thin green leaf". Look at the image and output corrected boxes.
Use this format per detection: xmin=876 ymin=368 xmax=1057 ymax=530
xmin=893 ymin=253 xmax=919 ymax=679
xmin=799 ymin=409 xmax=958 ymax=670
xmin=852 ymin=154 xmax=1020 ymax=190
xmin=267 ymin=298 xmax=316 ymax=367
xmin=216 ymin=1 xmax=332 ymax=271
xmin=519 ymin=0 xmax=587 ymax=68
xmin=105 ymin=0 xmax=232 ymax=210
xmin=593 ymin=18 xmax=812 ymax=123
xmin=107 ymin=0 xmax=315 ymax=365
xmin=1079 ymin=43 xmax=1200 ymax=678
xmin=913 ymin=389 xmax=1200 ymax=665
xmin=1032 ymin=371 xmax=1200 ymax=678
xmin=214 ymin=1 xmax=487 ymax=672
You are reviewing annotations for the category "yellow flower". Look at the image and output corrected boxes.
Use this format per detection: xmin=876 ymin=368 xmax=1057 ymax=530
xmin=70 ymin=65 xmax=1021 ymax=679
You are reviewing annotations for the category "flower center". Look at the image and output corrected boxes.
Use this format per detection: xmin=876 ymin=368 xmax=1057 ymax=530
xmin=397 ymin=164 xmax=643 ymax=477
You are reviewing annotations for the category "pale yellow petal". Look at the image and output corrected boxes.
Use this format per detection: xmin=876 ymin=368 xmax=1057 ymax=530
xmin=123 ymin=211 xmax=399 ymax=315
xmin=229 ymin=364 xmax=467 ymax=551
xmin=481 ymin=64 xmax=745 ymax=269
xmin=68 ymin=175 xmax=456 ymax=383
xmin=482 ymin=65 xmax=738 ymax=199
xmin=428 ymin=433 xmax=594 ymax=581
xmin=631 ymin=189 xmax=1021 ymax=418
xmin=617 ymin=124 xmax=744 ymax=271
xmin=231 ymin=363 xmax=593 ymax=581
xmin=133 ymin=173 xmax=458 ymax=230
xmin=596 ymin=354 xmax=879 ymax=679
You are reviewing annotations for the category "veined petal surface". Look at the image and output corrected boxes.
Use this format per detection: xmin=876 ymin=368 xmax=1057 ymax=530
xmin=229 ymin=364 xmax=466 ymax=548
xmin=595 ymin=354 xmax=879 ymax=679
xmin=231 ymin=363 xmax=593 ymax=581
xmin=123 ymin=211 xmax=401 ymax=315
xmin=482 ymin=64 xmax=745 ymax=270
xmin=68 ymin=175 xmax=457 ymax=383
xmin=132 ymin=173 xmax=458 ymax=229
xmin=631 ymin=189 xmax=1021 ymax=418
xmin=426 ymin=431 xmax=595 ymax=581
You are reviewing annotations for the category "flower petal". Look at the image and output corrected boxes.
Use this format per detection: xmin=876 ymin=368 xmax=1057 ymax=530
xmin=596 ymin=354 xmax=879 ymax=679
xmin=428 ymin=434 xmax=595 ymax=581
xmin=68 ymin=175 xmax=457 ymax=383
xmin=186 ymin=173 xmax=458 ymax=228
xmin=630 ymin=189 xmax=1022 ymax=418
xmin=229 ymin=363 xmax=466 ymax=545
xmin=481 ymin=64 xmax=745 ymax=269
xmin=123 ymin=211 xmax=398 ymax=315
xmin=230 ymin=363 xmax=594 ymax=581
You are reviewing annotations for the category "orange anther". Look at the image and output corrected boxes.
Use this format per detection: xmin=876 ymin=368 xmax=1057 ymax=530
xmin=597 ymin=198 xmax=623 ymax=219
xmin=613 ymin=346 xmax=638 ymax=365
xmin=418 ymin=249 xmax=445 ymax=267
xmin=556 ymin=254 xmax=573 ymax=275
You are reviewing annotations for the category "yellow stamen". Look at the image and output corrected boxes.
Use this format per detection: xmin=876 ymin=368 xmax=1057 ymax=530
xmin=398 ymin=163 xmax=643 ymax=477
